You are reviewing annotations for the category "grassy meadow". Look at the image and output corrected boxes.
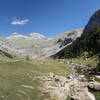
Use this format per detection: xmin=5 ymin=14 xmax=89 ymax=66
xmin=58 ymin=55 xmax=98 ymax=68
xmin=0 ymin=58 xmax=71 ymax=100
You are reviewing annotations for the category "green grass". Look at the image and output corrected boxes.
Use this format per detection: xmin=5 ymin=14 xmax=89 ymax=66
xmin=66 ymin=96 xmax=71 ymax=100
xmin=0 ymin=59 xmax=71 ymax=100
xmin=92 ymin=92 xmax=100 ymax=100
xmin=67 ymin=56 xmax=98 ymax=68
xmin=55 ymin=55 xmax=98 ymax=68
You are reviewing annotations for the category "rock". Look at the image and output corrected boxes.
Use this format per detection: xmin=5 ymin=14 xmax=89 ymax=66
xmin=66 ymin=61 xmax=70 ymax=65
xmin=88 ymin=81 xmax=100 ymax=91
xmin=39 ymin=73 xmax=96 ymax=100
xmin=78 ymin=75 xmax=87 ymax=81
xmin=59 ymin=38 xmax=72 ymax=48
xmin=69 ymin=81 xmax=95 ymax=100
xmin=70 ymin=90 xmax=95 ymax=100
xmin=49 ymin=72 xmax=55 ymax=78
xmin=67 ymin=75 xmax=73 ymax=79
xmin=83 ymin=9 xmax=100 ymax=34
xmin=86 ymin=91 xmax=95 ymax=100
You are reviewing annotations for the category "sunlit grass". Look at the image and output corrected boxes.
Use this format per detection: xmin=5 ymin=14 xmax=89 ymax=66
xmin=62 ymin=56 xmax=98 ymax=68
xmin=0 ymin=58 xmax=71 ymax=100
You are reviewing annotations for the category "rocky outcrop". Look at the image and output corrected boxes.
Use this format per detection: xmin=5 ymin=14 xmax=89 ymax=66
xmin=38 ymin=61 xmax=100 ymax=100
xmin=39 ymin=73 xmax=95 ymax=100
xmin=88 ymin=81 xmax=100 ymax=91
xmin=56 ymin=29 xmax=83 ymax=48
xmin=83 ymin=9 xmax=100 ymax=34
xmin=66 ymin=61 xmax=92 ymax=80
xmin=59 ymin=38 xmax=72 ymax=48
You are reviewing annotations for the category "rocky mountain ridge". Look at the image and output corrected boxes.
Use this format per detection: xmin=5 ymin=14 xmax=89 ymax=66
xmin=7 ymin=32 xmax=47 ymax=40
xmin=0 ymin=28 xmax=83 ymax=58
xmin=83 ymin=9 xmax=100 ymax=34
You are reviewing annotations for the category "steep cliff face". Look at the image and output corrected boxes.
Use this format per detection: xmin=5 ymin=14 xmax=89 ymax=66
xmin=55 ymin=29 xmax=83 ymax=48
xmin=83 ymin=9 xmax=100 ymax=34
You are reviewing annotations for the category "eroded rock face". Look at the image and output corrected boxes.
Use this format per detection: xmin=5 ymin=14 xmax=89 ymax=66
xmin=83 ymin=9 xmax=100 ymax=34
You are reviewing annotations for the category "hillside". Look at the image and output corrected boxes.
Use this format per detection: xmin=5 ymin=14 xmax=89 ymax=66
xmin=54 ymin=28 xmax=83 ymax=39
xmin=83 ymin=9 xmax=100 ymax=34
xmin=52 ymin=9 xmax=100 ymax=59
xmin=52 ymin=26 xmax=100 ymax=59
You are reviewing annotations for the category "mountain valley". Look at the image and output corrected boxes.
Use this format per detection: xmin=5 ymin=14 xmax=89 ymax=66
xmin=0 ymin=9 xmax=100 ymax=100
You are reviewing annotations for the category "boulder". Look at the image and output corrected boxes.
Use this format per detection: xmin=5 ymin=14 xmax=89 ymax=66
xmin=39 ymin=73 xmax=96 ymax=100
xmin=88 ymin=81 xmax=100 ymax=91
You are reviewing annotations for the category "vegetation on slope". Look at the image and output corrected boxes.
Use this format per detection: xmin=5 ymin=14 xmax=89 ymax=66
xmin=52 ymin=26 xmax=100 ymax=59
xmin=52 ymin=26 xmax=100 ymax=74
xmin=0 ymin=50 xmax=13 ymax=59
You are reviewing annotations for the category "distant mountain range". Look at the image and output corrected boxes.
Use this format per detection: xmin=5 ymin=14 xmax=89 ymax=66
xmin=7 ymin=32 xmax=47 ymax=40
xmin=0 ymin=29 xmax=83 ymax=58
xmin=1 ymin=9 xmax=100 ymax=59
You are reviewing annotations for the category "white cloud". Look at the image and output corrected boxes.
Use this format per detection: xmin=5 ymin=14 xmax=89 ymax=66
xmin=11 ymin=19 xmax=29 ymax=25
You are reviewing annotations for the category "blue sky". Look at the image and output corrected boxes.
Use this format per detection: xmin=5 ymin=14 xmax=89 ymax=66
xmin=0 ymin=0 xmax=100 ymax=38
